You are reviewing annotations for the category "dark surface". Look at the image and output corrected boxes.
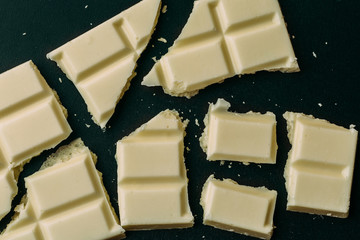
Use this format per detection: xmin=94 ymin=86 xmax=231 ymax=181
xmin=1 ymin=0 xmax=360 ymax=239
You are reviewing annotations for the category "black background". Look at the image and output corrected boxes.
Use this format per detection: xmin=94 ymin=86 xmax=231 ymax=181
xmin=1 ymin=0 xmax=360 ymax=239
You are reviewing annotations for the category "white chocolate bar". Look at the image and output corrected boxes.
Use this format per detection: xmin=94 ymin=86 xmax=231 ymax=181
xmin=142 ymin=0 xmax=299 ymax=97
xmin=201 ymin=175 xmax=277 ymax=239
xmin=47 ymin=0 xmax=161 ymax=128
xmin=116 ymin=110 xmax=194 ymax=229
xmin=0 ymin=61 xmax=71 ymax=220
xmin=200 ymin=98 xmax=277 ymax=163
xmin=0 ymin=139 xmax=125 ymax=240
xmin=283 ymin=112 xmax=358 ymax=217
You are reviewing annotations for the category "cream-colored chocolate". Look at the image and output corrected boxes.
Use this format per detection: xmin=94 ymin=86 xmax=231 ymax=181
xmin=0 ymin=61 xmax=71 ymax=220
xmin=283 ymin=112 xmax=358 ymax=218
xmin=47 ymin=0 xmax=161 ymax=128
xmin=0 ymin=168 xmax=16 ymax=221
xmin=0 ymin=139 xmax=125 ymax=240
xmin=200 ymin=175 xmax=277 ymax=239
xmin=116 ymin=110 xmax=194 ymax=229
xmin=142 ymin=0 xmax=299 ymax=97
xmin=200 ymin=98 xmax=277 ymax=164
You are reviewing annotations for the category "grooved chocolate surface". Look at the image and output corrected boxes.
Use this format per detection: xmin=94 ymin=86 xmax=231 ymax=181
xmin=1 ymin=0 xmax=360 ymax=239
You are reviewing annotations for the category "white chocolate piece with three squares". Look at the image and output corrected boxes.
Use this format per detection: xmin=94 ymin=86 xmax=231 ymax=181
xmin=142 ymin=0 xmax=299 ymax=97
xmin=283 ymin=112 xmax=358 ymax=218
xmin=47 ymin=0 xmax=161 ymax=128
xmin=0 ymin=61 xmax=71 ymax=221
xmin=200 ymin=98 xmax=277 ymax=164
xmin=0 ymin=139 xmax=125 ymax=240
xmin=200 ymin=175 xmax=277 ymax=239
xmin=116 ymin=110 xmax=194 ymax=229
